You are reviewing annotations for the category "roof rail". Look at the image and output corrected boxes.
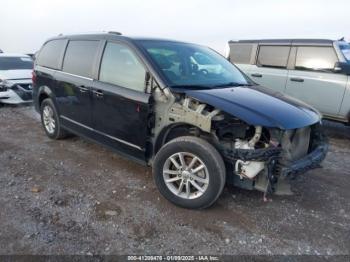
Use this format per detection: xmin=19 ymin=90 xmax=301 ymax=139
xmin=108 ymin=31 xmax=122 ymax=35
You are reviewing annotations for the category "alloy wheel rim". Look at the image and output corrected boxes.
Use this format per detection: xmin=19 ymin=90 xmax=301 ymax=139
xmin=43 ymin=105 xmax=55 ymax=134
xmin=163 ymin=152 xmax=209 ymax=199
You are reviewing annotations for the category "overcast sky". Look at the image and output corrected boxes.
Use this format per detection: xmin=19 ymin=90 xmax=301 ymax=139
xmin=1 ymin=0 xmax=349 ymax=54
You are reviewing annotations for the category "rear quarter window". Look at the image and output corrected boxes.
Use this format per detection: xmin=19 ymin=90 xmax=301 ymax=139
xmin=229 ymin=43 xmax=253 ymax=64
xmin=62 ymin=40 xmax=99 ymax=78
xmin=36 ymin=40 xmax=66 ymax=69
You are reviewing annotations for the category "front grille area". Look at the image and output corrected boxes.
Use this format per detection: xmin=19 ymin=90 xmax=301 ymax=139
xmin=11 ymin=84 xmax=33 ymax=101
xmin=17 ymin=83 xmax=32 ymax=91
xmin=280 ymin=126 xmax=311 ymax=165
xmin=279 ymin=124 xmax=328 ymax=177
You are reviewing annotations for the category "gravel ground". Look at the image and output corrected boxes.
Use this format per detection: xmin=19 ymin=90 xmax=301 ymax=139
xmin=0 ymin=105 xmax=349 ymax=255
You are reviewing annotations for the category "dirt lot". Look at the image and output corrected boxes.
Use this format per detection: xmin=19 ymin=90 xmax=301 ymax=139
xmin=0 ymin=105 xmax=349 ymax=255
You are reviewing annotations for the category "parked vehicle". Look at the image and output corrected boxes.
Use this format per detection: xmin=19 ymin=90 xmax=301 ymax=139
xmin=26 ymin=53 xmax=36 ymax=60
xmin=0 ymin=53 xmax=33 ymax=104
xmin=228 ymin=39 xmax=350 ymax=124
xmin=33 ymin=33 xmax=328 ymax=209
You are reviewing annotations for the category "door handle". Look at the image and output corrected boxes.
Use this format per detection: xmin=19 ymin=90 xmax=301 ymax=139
xmin=78 ymin=85 xmax=89 ymax=93
xmin=251 ymin=73 xmax=262 ymax=78
xmin=290 ymin=77 xmax=304 ymax=82
xmin=93 ymin=89 xmax=104 ymax=98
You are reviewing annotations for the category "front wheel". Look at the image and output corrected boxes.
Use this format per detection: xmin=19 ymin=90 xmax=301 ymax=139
xmin=153 ymin=136 xmax=226 ymax=209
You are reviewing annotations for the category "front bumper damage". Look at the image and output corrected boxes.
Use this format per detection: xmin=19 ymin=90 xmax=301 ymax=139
xmin=223 ymin=124 xmax=328 ymax=195
xmin=0 ymin=83 xmax=32 ymax=104
xmin=279 ymin=127 xmax=328 ymax=178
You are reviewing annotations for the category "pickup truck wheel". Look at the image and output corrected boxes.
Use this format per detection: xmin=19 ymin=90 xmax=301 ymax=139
xmin=40 ymin=98 xmax=68 ymax=139
xmin=153 ymin=136 xmax=226 ymax=209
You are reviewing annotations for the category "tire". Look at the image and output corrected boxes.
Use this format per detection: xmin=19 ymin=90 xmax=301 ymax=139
xmin=153 ymin=136 xmax=226 ymax=209
xmin=40 ymin=98 xmax=68 ymax=139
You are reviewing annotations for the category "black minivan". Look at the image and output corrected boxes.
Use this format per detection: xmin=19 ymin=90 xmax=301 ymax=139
xmin=33 ymin=33 xmax=328 ymax=209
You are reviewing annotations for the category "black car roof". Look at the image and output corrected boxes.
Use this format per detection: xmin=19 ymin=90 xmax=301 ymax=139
xmin=45 ymin=32 xmax=188 ymax=45
xmin=229 ymin=39 xmax=335 ymax=46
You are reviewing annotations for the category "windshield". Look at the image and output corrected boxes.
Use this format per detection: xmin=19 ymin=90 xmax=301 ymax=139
xmin=339 ymin=43 xmax=350 ymax=62
xmin=138 ymin=40 xmax=250 ymax=88
xmin=0 ymin=56 xmax=33 ymax=70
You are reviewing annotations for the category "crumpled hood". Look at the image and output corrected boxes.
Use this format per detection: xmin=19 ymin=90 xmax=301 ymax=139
xmin=0 ymin=69 xmax=32 ymax=81
xmin=172 ymin=85 xmax=321 ymax=130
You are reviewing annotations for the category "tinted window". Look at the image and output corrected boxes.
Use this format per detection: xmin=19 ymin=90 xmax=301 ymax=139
xmin=99 ymin=42 xmax=146 ymax=92
xmin=229 ymin=44 xmax=252 ymax=64
xmin=0 ymin=57 xmax=33 ymax=70
xmin=295 ymin=47 xmax=338 ymax=71
xmin=339 ymin=43 xmax=350 ymax=62
xmin=63 ymin=40 xmax=99 ymax=78
xmin=37 ymin=40 xmax=66 ymax=69
xmin=257 ymin=45 xmax=290 ymax=68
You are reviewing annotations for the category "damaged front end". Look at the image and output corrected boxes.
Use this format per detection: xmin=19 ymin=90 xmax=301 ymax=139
xmin=215 ymin=118 xmax=328 ymax=196
xmin=166 ymin=86 xmax=328 ymax=197
xmin=0 ymin=80 xmax=33 ymax=104
xmin=153 ymin=84 xmax=328 ymax=197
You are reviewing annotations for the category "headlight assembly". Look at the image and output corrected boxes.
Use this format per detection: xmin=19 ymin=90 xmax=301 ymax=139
xmin=0 ymin=79 xmax=10 ymax=91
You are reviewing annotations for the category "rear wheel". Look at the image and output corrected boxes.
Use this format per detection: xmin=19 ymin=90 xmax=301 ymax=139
xmin=40 ymin=98 xmax=68 ymax=139
xmin=153 ymin=136 xmax=226 ymax=209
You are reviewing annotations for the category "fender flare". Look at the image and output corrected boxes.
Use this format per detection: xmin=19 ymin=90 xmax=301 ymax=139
xmin=35 ymin=86 xmax=57 ymax=112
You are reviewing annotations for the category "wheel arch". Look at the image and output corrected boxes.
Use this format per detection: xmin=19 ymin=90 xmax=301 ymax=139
xmin=153 ymin=122 xmax=215 ymax=156
xmin=36 ymin=86 xmax=58 ymax=113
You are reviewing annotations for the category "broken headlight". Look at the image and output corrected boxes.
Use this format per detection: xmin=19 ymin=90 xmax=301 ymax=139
xmin=0 ymin=79 xmax=9 ymax=92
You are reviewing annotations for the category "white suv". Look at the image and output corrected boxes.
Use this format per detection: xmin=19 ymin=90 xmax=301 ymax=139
xmin=228 ymin=39 xmax=350 ymax=124
xmin=0 ymin=53 xmax=33 ymax=104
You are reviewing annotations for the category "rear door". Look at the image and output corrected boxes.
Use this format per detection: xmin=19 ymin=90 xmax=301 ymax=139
xmin=55 ymin=40 xmax=100 ymax=133
xmin=285 ymin=46 xmax=347 ymax=116
xmin=92 ymin=41 xmax=151 ymax=160
xmin=249 ymin=45 xmax=291 ymax=93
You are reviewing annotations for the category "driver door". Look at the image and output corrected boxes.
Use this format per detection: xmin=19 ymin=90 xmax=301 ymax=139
xmin=92 ymin=41 xmax=151 ymax=160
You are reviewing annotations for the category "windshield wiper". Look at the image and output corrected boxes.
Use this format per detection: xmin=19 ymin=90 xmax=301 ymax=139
xmin=170 ymin=84 xmax=213 ymax=90
xmin=215 ymin=82 xmax=253 ymax=87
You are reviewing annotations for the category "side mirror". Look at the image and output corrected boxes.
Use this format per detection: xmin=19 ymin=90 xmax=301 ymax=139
xmin=334 ymin=61 xmax=350 ymax=75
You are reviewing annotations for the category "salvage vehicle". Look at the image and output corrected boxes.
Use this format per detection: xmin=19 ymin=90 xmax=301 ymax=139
xmin=0 ymin=53 xmax=33 ymax=104
xmin=33 ymin=33 xmax=328 ymax=209
xmin=228 ymin=39 xmax=350 ymax=124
